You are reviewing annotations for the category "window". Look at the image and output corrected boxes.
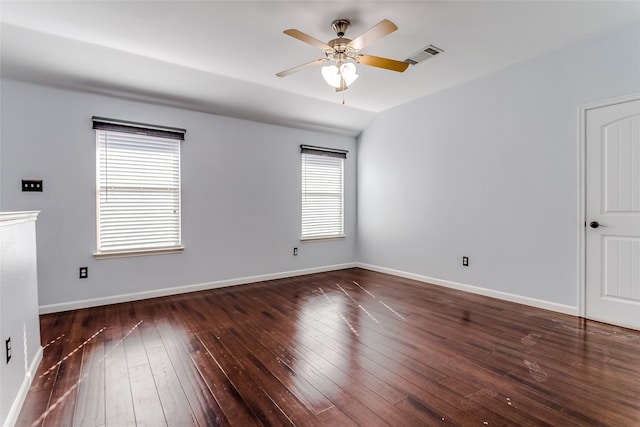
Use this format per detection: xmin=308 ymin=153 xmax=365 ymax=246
xmin=93 ymin=117 xmax=185 ymax=257
xmin=301 ymin=145 xmax=347 ymax=239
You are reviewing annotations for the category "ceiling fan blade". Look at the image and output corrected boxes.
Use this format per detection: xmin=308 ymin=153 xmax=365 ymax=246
xmin=356 ymin=54 xmax=409 ymax=72
xmin=276 ymin=58 xmax=328 ymax=77
xmin=348 ymin=19 xmax=398 ymax=51
xmin=283 ymin=29 xmax=331 ymax=50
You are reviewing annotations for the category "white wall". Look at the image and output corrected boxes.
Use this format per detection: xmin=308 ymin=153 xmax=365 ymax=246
xmin=357 ymin=22 xmax=640 ymax=309
xmin=0 ymin=82 xmax=357 ymax=309
xmin=0 ymin=212 xmax=42 ymax=427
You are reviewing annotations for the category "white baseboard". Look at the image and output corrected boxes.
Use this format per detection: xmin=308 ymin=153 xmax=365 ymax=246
xmin=3 ymin=346 xmax=42 ymax=427
xmin=39 ymin=263 xmax=358 ymax=314
xmin=39 ymin=261 xmax=578 ymax=317
xmin=356 ymin=263 xmax=578 ymax=316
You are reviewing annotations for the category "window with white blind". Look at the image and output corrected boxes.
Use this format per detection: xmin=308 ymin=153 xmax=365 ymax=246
xmin=301 ymin=145 xmax=347 ymax=240
xmin=93 ymin=117 xmax=185 ymax=257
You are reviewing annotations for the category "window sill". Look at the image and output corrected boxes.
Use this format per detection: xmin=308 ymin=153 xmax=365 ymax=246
xmin=300 ymin=235 xmax=346 ymax=242
xmin=94 ymin=246 xmax=184 ymax=259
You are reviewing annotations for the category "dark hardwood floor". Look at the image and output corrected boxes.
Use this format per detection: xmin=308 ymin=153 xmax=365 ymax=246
xmin=16 ymin=268 xmax=640 ymax=426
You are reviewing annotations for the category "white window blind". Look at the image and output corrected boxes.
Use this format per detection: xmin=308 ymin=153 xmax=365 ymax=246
xmin=94 ymin=117 xmax=184 ymax=255
xmin=301 ymin=145 xmax=347 ymax=239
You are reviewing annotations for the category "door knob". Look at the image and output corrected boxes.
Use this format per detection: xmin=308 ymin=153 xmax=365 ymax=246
xmin=590 ymin=221 xmax=607 ymax=228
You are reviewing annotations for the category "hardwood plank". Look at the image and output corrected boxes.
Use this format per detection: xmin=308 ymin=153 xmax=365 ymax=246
xmin=314 ymin=405 xmax=358 ymax=426
xmin=128 ymin=362 xmax=167 ymax=426
xmin=124 ymin=325 xmax=149 ymax=369
xmin=103 ymin=304 xmax=136 ymax=427
xmin=14 ymin=389 xmax=50 ymax=427
xmin=73 ymin=337 xmax=106 ymax=427
xmin=198 ymin=330 xmax=298 ymax=426
xmin=218 ymin=293 xmax=453 ymax=426
xmin=195 ymin=292 xmax=335 ymax=415
xmin=185 ymin=333 xmax=261 ymax=426
xmin=40 ymin=340 xmax=83 ymax=426
xmin=237 ymin=287 xmax=507 ymax=425
xmin=154 ymin=320 xmax=228 ymax=426
xmin=31 ymin=312 xmax=74 ymax=394
xmin=224 ymin=325 xmax=336 ymax=414
xmin=146 ymin=345 xmax=198 ymax=426
xmin=37 ymin=308 xmax=104 ymax=427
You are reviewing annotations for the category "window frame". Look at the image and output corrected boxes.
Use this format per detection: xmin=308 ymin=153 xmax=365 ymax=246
xmin=93 ymin=117 xmax=185 ymax=259
xmin=300 ymin=145 xmax=348 ymax=241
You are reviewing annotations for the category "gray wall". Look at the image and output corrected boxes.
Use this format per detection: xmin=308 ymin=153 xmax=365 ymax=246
xmin=357 ymin=22 xmax=640 ymax=308
xmin=0 ymin=81 xmax=357 ymax=309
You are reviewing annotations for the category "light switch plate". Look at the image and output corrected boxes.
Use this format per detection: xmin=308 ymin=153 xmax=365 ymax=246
xmin=22 ymin=180 xmax=43 ymax=192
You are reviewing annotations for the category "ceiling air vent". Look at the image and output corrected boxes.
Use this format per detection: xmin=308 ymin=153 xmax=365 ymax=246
xmin=404 ymin=44 xmax=444 ymax=65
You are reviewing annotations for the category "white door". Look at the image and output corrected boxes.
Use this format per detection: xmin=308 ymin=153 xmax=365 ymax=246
xmin=586 ymin=98 xmax=640 ymax=330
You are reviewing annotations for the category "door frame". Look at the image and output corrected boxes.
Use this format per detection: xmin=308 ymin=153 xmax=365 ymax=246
xmin=577 ymin=92 xmax=640 ymax=319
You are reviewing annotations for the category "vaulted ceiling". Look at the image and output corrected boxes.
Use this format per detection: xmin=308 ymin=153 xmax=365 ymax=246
xmin=2 ymin=1 xmax=638 ymax=136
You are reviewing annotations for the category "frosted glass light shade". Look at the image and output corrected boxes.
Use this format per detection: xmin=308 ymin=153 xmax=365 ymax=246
xmin=321 ymin=62 xmax=359 ymax=88
xmin=321 ymin=65 xmax=342 ymax=88
xmin=340 ymin=63 xmax=358 ymax=86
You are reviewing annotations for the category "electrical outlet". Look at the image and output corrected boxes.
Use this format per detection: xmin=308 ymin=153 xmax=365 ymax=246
xmin=22 ymin=180 xmax=43 ymax=192
xmin=5 ymin=337 xmax=11 ymax=363
xmin=462 ymin=256 xmax=469 ymax=267
xmin=79 ymin=267 xmax=88 ymax=279
xmin=293 ymin=247 xmax=299 ymax=256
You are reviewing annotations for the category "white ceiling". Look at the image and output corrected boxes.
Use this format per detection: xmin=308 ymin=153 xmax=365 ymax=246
xmin=1 ymin=1 xmax=639 ymax=136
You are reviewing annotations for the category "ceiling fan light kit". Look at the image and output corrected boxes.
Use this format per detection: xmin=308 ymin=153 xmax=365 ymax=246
xmin=277 ymin=18 xmax=409 ymax=92
xmin=322 ymin=62 xmax=358 ymax=89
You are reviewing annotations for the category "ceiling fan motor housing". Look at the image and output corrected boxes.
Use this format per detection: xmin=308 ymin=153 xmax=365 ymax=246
xmin=331 ymin=19 xmax=350 ymax=37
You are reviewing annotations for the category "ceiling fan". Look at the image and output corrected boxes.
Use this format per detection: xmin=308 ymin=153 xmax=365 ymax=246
xmin=276 ymin=19 xmax=409 ymax=92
